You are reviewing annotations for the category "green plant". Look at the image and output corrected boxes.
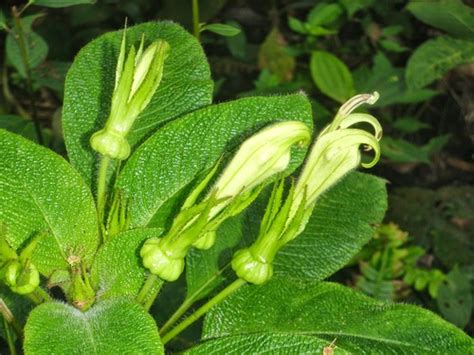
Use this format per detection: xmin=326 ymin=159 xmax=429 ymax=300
xmin=0 ymin=20 xmax=472 ymax=354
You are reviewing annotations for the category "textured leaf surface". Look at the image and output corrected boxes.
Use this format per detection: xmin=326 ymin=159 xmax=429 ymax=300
xmin=62 ymin=21 xmax=213 ymax=186
xmin=24 ymin=299 xmax=163 ymax=354
xmin=116 ymin=94 xmax=313 ymax=228
xmin=198 ymin=279 xmax=474 ymax=354
xmin=406 ymin=36 xmax=474 ymax=89
xmin=407 ymin=0 xmax=474 ymax=38
xmin=91 ymin=228 xmax=162 ymax=300
xmin=0 ymin=130 xmax=98 ymax=275
xmin=310 ymin=50 xmax=355 ymax=102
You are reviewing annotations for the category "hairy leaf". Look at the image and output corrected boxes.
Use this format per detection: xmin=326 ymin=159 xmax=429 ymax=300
xmin=62 ymin=21 xmax=213 ymax=187
xmin=0 ymin=130 xmax=99 ymax=275
xmin=116 ymin=94 xmax=313 ymax=229
xmin=406 ymin=36 xmax=474 ymax=89
xmin=198 ymin=279 xmax=474 ymax=354
xmin=24 ymin=299 xmax=163 ymax=354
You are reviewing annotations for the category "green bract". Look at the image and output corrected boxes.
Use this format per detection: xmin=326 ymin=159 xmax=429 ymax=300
xmin=90 ymin=31 xmax=170 ymax=160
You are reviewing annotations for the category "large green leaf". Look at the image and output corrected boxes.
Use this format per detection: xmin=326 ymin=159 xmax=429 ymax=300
xmin=407 ymin=0 xmax=474 ymax=39
xmin=310 ymin=50 xmax=355 ymax=103
xmin=62 ymin=21 xmax=213 ymax=187
xmin=24 ymin=299 xmax=163 ymax=354
xmin=406 ymin=36 xmax=474 ymax=89
xmin=194 ymin=279 xmax=473 ymax=354
xmin=0 ymin=130 xmax=99 ymax=275
xmin=90 ymin=228 xmax=162 ymax=300
xmin=116 ymin=94 xmax=313 ymax=229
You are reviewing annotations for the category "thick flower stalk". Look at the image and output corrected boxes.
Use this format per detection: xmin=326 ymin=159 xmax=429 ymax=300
xmin=232 ymin=92 xmax=382 ymax=285
xmin=90 ymin=31 xmax=170 ymax=160
xmin=141 ymin=121 xmax=311 ymax=281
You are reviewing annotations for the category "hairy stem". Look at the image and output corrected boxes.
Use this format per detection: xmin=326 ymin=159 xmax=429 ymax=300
xmin=160 ymin=264 xmax=229 ymax=335
xmin=192 ymin=0 xmax=200 ymax=42
xmin=11 ymin=6 xmax=43 ymax=145
xmin=161 ymin=278 xmax=246 ymax=345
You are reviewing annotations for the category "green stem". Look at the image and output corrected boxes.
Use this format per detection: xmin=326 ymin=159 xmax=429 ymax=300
xmin=161 ymin=278 xmax=246 ymax=345
xmin=3 ymin=318 xmax=17 ymax=355
xmin=97 ymin=155 xmax=111 ymax=238
xmin=12 ymin=6 xmax=43 ymax=145
xmin=136 ymin=274 xmax=164 ymax=311
xmin=192 ymin=0 xmax=200 ymax=41
xmin=160 ymin=264 xmax=229 ymax=335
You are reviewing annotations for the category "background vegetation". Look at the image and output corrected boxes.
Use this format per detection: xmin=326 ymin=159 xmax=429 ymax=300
xmin=1 ymin=0 xmax=473 ymax=343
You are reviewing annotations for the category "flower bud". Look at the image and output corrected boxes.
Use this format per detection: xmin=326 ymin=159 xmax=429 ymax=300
xmin=140 ymin=238 xmax=185 ymax=282
xmin=210 ymin=121 xmax=311 ymax=217
xmin=231 ymin=248 xmax=273 ymax=285
xmin=2 ymin=260 xmax=40 ymax=295
xmin=192 ymin=230 xmax=216 ymax=250
xmin=90 ymin=31 xmax=170 ymax=160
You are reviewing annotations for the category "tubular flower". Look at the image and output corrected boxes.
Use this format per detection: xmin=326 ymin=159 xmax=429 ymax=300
xmin=232 ymin=92 xmax=382 ymax=285
xmin=90 ymin=31 xmax=170 ymax=160
xmin=141 ymin=121 xmax=312 ymax=281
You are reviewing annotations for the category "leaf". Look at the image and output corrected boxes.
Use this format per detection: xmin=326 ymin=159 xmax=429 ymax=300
xmin=90 ymin=228 xmax=162 ymax=300
xmin=307 ymin=3 xmax=343 ymax=27
xmin=0 ymin=130 xmax=99 ymax=276
xmin=116 ymin=94 xmax=313 ymax=229
xmin=225 ymin=21 xmax=247 ymax=60
xmin=406 ymin=36 xmax=474 ymax=89
xmin=201 ymin=23 xmax=240 ymax=36
xmin=339 ymin=0 xmax=375 ymax=18
xmin=310 ymin=50 xmax=355 ymax=103
xmin=32 ymin=0 xmax=95 ymax=7
xmin=186 ymin=216 xmax=243 ymax=302
xmin=379 ymin=39 xmax=408 ymax=53
xmin=288 ymin=17 xmax=307 ymax=34
xmin=24 ymin=299 xmax=163 ymax=354
xmin=196 ymin=279 xmax=474 ymax=354
xmin=407 ymin=0 xmax=474 ymax=39
xmin=437 ymin=266 xmax=473 ymax=328
xmin=0 ymin=114 xmax=51 ymax=144
xmin=62 ymin=21 xmax=213 ymax=187
xmin=6 ymin=15 xmax=48 ymax=77
xmin=258 ymin=28 xmax=295 ymax=82
xmin=355 ymin=52 xmax=438 ymax=106
xmin=392 ymin=117 xmax=430 ymax=134
xmin=381 ymin=137 xmax=430 ymax=164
